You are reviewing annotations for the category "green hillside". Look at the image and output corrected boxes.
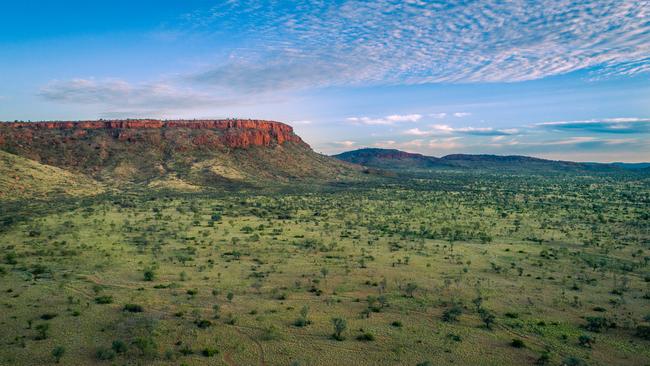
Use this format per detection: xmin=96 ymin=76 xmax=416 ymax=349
xmin=0 ymin=150 xmax=103 ymax=201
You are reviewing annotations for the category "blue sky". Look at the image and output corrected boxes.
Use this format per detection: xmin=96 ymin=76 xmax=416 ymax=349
xmin=1 ymin=0 xmax=649 ymax=162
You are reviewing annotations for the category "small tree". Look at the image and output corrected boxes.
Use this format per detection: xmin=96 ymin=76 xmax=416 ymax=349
xmin=442 ymin=305 xmax=462 ymax=322
xmin=294 ymin=305 xmax=311 ymax=327
xmin=478 ymin=308 xmax=495 ymax=329
xmin=578 ymin=334 xmax=594 ymax=348
xmin=331 ymin=317 xmax=347 ymax=341
xmin=35 ymin=323 xmax=49 ymax=340
xmin=143 ymin=268 xmax=155 ymax=281
xmin=52 ymin=346 xmax=65 ymax=363
xmin=404 ymin=282 xmax=418 ymax=298
xmin=112 ymin=339 xmax=128 ymax=354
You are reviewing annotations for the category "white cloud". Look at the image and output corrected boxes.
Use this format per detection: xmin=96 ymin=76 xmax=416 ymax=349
xmin=429 ymin=113 xmax=447 ymax=119
xmin=333 ymin=140 xmax=357 ymax=147
xmin=403 ymin=127 xmax=431 ymax=136
xmin=453 ymin=112 xmax=471 ymax=118
xmin=431 ymin=124 xmax=455 ymax=134
xmin=347 ymin=113 xmax=422 ymax=125
xmin=374 ymin=140 xmax=396 ymax=147
xmin=428 ymin=137 xmax=462 ymax=150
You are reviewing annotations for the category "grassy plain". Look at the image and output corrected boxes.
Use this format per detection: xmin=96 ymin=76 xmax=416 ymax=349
xmin=0 ymin=172 xmax=649 ymax=365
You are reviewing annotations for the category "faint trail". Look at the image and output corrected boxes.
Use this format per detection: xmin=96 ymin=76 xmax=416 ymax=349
xmin=223 ymin=351 xmax=238 ymax=366
xmin=231 ymin=325 xmax=266 ymax=366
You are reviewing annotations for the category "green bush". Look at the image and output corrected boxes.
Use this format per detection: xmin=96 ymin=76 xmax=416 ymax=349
xmin=442 ymin=305 xmax=462 ymax=322
xmin=356 ymin=332 xmax=375 ymax=341
xmin=510 ymin=339 xmax=525 ymax=348
xmin=96 ymin=347 xmax=116 ymax=360
xmin=94 ymin=296 xmax=113 ymax=304
xmin=201 ymin=347 xmax=219 ymax=357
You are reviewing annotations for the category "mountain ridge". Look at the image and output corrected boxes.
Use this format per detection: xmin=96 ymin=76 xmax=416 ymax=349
xmin=333 ymin=147 xmax=648 ymax=174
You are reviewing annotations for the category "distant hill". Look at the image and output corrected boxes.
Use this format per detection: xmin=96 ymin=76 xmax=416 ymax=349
xmin=0 ymin=150 xmax=103 ymax=200
xmin=0 ymin=119 xmax=360 ymax=190
xmin=334 ymin=148 xmax=646 ymax=175
xmin=611 ymin=162 xmax=650 ymax=170
xmin=333 ymin=148 xmax=440 ymax=170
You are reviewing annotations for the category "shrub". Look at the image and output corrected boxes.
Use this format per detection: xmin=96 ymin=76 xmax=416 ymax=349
xmin=510 ymin=339 xmax=525 ymax=348
xmin=201 ymin=347 xmax=219 ymax=357
xmin=261 ymin=325 xmax=281 ymax=341
xmin=478 ymin=308 xmax=495 ymax=329
xmin=563 ymin=356 xmax=587 ymax=366
xmin=133 ymin=336 xmax=157 ymax=357
xmin=391 ymin=320 xmax=403 ymax=328
xmin=356 ymin=332 xmax=375 ymax=341
xmin=584 ymin=316 xmax=614 ymax=332
xmin=123 ymin=303 xmax=144 ymax=313
xmin=35 ymin=323 xmax=49 ymax=340
xmin=331 ymin=317 xmax=347 ymax=341
xmin=143 ymin=269 xmax=155 ymax=281
xmin=111 ymin=340 xmax=128 ymax=354
xmin=52 ymin=346 xmax=65 ymax=363
xmin=40 ymin=313 xmax=58 ymax=320
xmin=96 ymin=347 xmax=116 ymax=360
xmin=94 ymin=296 xmax=113 ymax=304
xmin=536 ymin=352 xmax=550 ymax=365
xmin=578 ymin=334 xmax=594 ymax=348
xmin=442 ymin=305 xmax=462 ymax=322
xmin=636 ymin=325 xmax=650 ymax=340
xmin=196 ymin=319 xmax=212 ymax=329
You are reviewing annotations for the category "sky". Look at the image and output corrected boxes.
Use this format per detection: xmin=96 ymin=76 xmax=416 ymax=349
xmin=1 ymin=0 xmax=649 ymax=162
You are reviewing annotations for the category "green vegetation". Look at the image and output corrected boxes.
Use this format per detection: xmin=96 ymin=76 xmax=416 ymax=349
xmin=0 ymin=168 xmax=649 ymax=365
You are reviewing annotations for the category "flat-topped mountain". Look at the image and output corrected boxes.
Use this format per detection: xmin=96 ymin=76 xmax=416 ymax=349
xmin=0 ymin=119 xmax=303 ymax=149
xmin=0 ymin=119 xmax=359 ymax=188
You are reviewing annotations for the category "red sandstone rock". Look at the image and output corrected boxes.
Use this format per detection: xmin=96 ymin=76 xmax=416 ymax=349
xmin=0 ymin=119 xmax=304 ymax=149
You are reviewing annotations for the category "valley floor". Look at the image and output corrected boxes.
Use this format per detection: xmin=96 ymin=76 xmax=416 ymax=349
xmin=1 ymin=172 xmax=649 ymax=365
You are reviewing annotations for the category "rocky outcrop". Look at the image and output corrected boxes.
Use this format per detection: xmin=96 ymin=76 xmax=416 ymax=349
xmin=0 ymin=119 xmax=304 ymax=149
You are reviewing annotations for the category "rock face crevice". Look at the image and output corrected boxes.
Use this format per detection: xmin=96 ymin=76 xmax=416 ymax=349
xmin=0 ymin=119 xmax=304 ymax=149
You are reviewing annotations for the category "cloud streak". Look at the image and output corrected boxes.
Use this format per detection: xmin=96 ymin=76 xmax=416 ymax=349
xmin=38 ymin=78 xmax=241 ymax=116
xmin=348 ymin=114 xmax=422 ymax=125
xmin=536 ymin=118 xmax=650 ymax=134
xmin=405 ymin=125 xmax=519 ymax=136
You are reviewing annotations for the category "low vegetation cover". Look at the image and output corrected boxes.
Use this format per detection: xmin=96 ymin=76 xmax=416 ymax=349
xmin=0 ymin=168 xmax=648 ymax=365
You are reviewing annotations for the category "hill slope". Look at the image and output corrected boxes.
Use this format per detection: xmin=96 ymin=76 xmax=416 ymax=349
xmin=0 ymin=119 xmax=360 ymax=189
xmin=334 ymin=148 xmax=640 ymax=175
xmin=0 ymin=150 xmax=103 ymax=200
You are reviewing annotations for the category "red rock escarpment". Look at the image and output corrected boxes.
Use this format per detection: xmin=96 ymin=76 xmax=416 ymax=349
xmin=0 ymin=119 xmax=304 ymax=149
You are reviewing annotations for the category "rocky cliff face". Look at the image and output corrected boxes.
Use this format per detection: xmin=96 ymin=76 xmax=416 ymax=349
xmin=0 ymin=119 xmax=304 ymax=149
xmin=0 ymin=119 xmax=323 ymax=182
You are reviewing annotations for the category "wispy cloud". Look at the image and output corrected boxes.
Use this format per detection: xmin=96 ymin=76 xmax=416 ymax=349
xmin=38 ymin=78 xmax=237 ymax=115
xmin=536 ymin=118 xmax=650 ymax=134
xmin=406 ymin=124 xmax=519 ymax=136
xmin=453 ymin=112 xmax=471 ymax=118
xmin=185 ymin=0 xmax=650 ymax=92
xmin=347 ymin=113 xmax=422 ymax=125
xmin=333 ymin=140 xmax=357 ymax=148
